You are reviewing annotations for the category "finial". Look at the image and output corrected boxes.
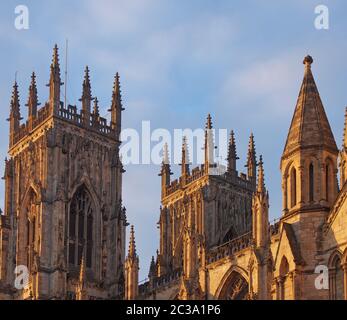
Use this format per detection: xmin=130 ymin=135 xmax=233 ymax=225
xmin=9 ymin=80 xmax=21 ymax=118
xmin=93 ymin=97 xmax=99 ymax=116
xmin=303 ymin=55 xmax=313 ymax=67
xmin=163 ymin=142 xmax=170 ymax=165
xmin=182 ymin=136 xmax=190 ymax=164
xmin=257 ymin=155 xmax=265 ymax=193
xmin=206 ymin=114 xmax=213 ymax=130
xmin=52 ymin=44 xmax=60 ymax=68
xmin=26 ymin=72 xmax=40 ymax=111
xmin=128 ymin=225 xmax=137 ymax=257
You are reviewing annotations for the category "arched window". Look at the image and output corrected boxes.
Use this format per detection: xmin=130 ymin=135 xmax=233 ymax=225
xmin=325 ymin=163 xmax=330 ymax=201
xmin=278 ymin=256 xmax=291 ymax=300
xmin=25 ymin=190 xmax=38 ymax=271
xmin=218 ymin=271 xmax=249 ymax=300
xmin=329 ymin=253 xmax=344 ymax=300
xmin=309 ymin=163 xmax=314 ymax=202
xmin=290 ymin=168 xmax=297 ymax=207
xmin=68 ymin=186 xmax=94 ymax=268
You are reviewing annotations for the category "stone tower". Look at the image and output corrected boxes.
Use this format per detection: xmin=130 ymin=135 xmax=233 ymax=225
xmin=0 ymin=45 xmax=126 ymax=300
xmin=279 ymin=55 xmax=339 ymax=299
xmin=137 ymin=115 xmax=257 ymax=299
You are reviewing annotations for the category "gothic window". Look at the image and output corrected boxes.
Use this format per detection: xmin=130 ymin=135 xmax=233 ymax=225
xmin=329 ymin=253 xmax=344 ymax=300
xmin=309 ymin=163 xmax=314 ymax=202
xmin=218 ymin=271 xmax=249 ymax=300
xmin=25 ymin=191 xmax=38 ymax=271
xmin=279 ymin=256 xmax=290 ymax=300
xmin=290 ymin=168 xmax=297 ymax=207
xmin=325 ymin=163 xmax=330 ymax=201
xmin=68 ymin=186 xmax=94 ymax=268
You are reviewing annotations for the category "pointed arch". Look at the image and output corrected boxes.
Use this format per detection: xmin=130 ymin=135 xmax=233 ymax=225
xmin=279 ymin=256 xmax=289 ymax=276
xmin=309 ymin=162 xmax=314 ymax=202
xmin=328 ymin=250 xmax=344 ymax=300
xmin=325 ymin=157 xmax=336 ymax=204
xmin=290 ymin=167 xmax=297 ymax=207
xmin=278 ymin=256 xmax=291 ymax=300
xmin=215 ymin=266 xmax=249 ymax=300
xmin=19 ymin=187 xmax=40 ymax=271
xmin=67 ymin=184 xmax=96 ymax=270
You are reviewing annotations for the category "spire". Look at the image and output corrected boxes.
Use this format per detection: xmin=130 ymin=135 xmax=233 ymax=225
xmin=252 ymin=154 xmax=269 ymax=250
xmin=125 ymin=225 xmax=139 ymax=300
xmin=246 ymin=133 xmax=256 ymax=184
xmin=8 ymin=81 xmax=22 ymax=146
xmin=81 ymin=66 xmax=92 ymax=101
xmin=282 ymin=55 xmax=337 ymax=158
xmin=79 ymin=66 xmax=93 ymax=126
xmin=227 ymin=130 xmax=239 ymax=173
xmin=109 ymin=72 xmax=124 ymax=137
xmin=181 ymin=136 xmax=190 ymax=177
xmin=257 ymin=155 xmax=266 ymax=194
xmin=159 ymin=143 xmax=172 ymax=196
xmin=128 ymin=225 xmax=137 ymax=258
xmin=204 ymin=114 xmax=215 ymax=172
xmin=48 ymin=44 xmax=63 ymax=114
xmin=93 ymin=97 xmax=100 ymax=116
xmin=26 ymin=72 xmax=40 ymax=120
xmin=343 ymin=107 xmax=347 ymax=149
xmin=148 ymin=256 xmax=157 ymax=278
xmin=206 ymin=113 xmax=212 ymax=130
xmin=163 ymin=142 xmax=170 ymax=165
xmin=9 ymin=81 xmax=21 ymax=119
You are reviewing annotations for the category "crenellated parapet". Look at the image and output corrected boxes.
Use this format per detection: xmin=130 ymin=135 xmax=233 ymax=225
xmin=7 ymin=45 xmax=123 ymax=149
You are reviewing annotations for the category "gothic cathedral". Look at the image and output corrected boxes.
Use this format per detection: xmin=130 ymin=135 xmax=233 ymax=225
xmin=1 ymin=47 xmax=347 ymax=300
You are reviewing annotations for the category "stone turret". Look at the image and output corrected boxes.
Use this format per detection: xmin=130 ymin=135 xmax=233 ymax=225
xmin=181 ymin=137 xmax=190 ymax=184
xmin=204 ymin=114 xmax=215 ymax=174
xmin=246 ymin=133 xmax=257 ymax=186
xmin=48 ymin=44 xmax=63 ymax=115
xmin=281 ymin=55 xmax=338 ymax=214
xmin=109 ymin=72 xmax=124 ymax=140
xmin=159 ymin=143 xmax=172 ymax=198
xmin=252 ymin=155 xmax=269 ymax=249
xmin=26 ymin=72 xmax=40 ymax=131
xmin=125 ymin=226 xmax=139 ymax=300
xmin=7 ymin=81 xmax=22 ymax=147
xmin=227 ymin=130 xmax=239 ymax=175
xmin=79 ymin=66 xmax=92 ymax=127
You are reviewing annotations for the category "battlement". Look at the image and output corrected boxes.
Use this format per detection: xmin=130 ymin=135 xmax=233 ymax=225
xmin=7 ymin=45 xmax=123 ymax=149
xmin=164 ymin=164 xmax=254 ymax=197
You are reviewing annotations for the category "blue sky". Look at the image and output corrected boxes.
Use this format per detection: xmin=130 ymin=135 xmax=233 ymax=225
xmin=0 ymin=0 xmax=346 ymax=280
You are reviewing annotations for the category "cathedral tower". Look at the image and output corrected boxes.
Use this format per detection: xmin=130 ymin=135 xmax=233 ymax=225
xmin=281 ymin=55 xmax=338 ymax=215
xmin=0 ymin=45 xmax=126 ymax=300
xmin=278 ymin=55 xmax=339 ymax=299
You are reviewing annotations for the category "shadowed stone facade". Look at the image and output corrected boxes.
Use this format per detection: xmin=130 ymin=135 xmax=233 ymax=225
xmin=126 ymin=55 xmax=347 ymax=300
xmin=0 ymin=46 xmax=126 ymax=300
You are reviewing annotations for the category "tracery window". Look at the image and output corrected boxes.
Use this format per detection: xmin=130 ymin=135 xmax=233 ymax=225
xmin=218 ymin=271 xmax=249 ymax=300
xmin=68 ymin=186 xmax=94 ymax=268
xmin=26 ymin=191 xmax=38 ymax=271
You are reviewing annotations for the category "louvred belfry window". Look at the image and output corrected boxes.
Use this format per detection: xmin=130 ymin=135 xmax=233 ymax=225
xmin=68 ymin=186 xmax=94 ymax=268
